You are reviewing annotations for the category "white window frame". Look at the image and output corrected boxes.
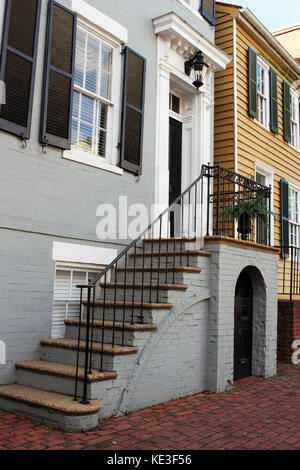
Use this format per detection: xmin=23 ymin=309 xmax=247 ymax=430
xmin=255 ymin=161 xmax=275 ymax=246
xmin=290 ymin=89 xmax=300 ymax=152
xmin=177 ymin=0 xmax=204 ymax=19
xmin=63 ymin=17 xmax=123 ymax=176
xmin=255 ymin=58 xmax=270 ymax=131
xmin=289 ymin=184 xmax=300 ymax=249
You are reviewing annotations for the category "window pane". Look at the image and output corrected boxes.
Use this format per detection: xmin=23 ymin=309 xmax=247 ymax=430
xmin=81 ymin=95 xmax=94 ymax=124
xmin=86 ymin=35 xmax=99 ymax=93
xmin=100 ymin=70 xmax=111 ymax=99
xmin=75 ymin=29 xmax=86 ymax=87
xmin=72 ymin=91 xmax=79 ymax=118
xmin=71 ymin=118 xmax=78 ymax=146
xmin=79 ymin=122 xmax=93 ymax=152
xmin=101 ymin=44 xmax=113 ymax=71
xmin=98 ymin=103 xmax=107 ymax=129
xmin=95 ymin=128 xmax=106 ymax=157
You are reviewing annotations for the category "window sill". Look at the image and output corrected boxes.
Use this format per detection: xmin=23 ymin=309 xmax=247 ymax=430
xmin=288 ymin=143 xmax=300 ymax=153
xmin=63 ymin=149 xmax=124 ymax=175
xmin=254 ymin=118 xmax=270 ymax=132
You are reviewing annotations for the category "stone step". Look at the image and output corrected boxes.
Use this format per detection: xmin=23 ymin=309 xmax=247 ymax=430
xmin=142 ymin=237 xmax=199 ymax=252
xmin=82 ymin=299 xmax=173 ymax=324
xmin=128 ymin=249 xmax=211 ymax=268
xmin=111 ymin=265 xmax=201 ymax=284
xmin=15 ymin=360 xmax=117 ymax=401
xmin=65 ymin=319 xmax=157 ymax=347
xmin=0 ymin=384 xmax=102 ymax=432
xmin=40 ymin=337 xmax=138 ymax=372
xmin=99 ymin=282 xmax=187 ymax=304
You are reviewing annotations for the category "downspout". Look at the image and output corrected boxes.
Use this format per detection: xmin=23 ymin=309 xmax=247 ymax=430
xmin=233 ymin=18 xmax=238 ymax=174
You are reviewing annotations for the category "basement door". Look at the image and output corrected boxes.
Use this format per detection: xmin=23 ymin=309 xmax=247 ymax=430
xmin=234 ymin=270 xmax=253 ymax=381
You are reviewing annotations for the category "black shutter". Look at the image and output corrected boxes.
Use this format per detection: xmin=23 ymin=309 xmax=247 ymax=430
xmin=248 ymin=48 xmax=257 ymax=119
xmin=269 ymin=69 xmax=278 ymax=134
xmin=120 ymin=47 xmax=146 ymax=175
xmin=201 ymin=0 xmax=215 ymax=26
xmin=40 ymin=0 xmax=77 ymax=150
xmin=280 ymin=179 xmax=290 ymax=258
xmin=0 ymin=0 xmax=41 ymax=139
xmin=283 ymin=81 xmax=291 ymax=143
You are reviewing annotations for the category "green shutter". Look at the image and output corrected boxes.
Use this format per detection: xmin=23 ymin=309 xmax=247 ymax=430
xmin=269 ymin=69 xmax=278 ymax=134
xmin=280 ymin=179 xmax=290 ymax=258
xmin=283 ymin=81 xmax=291 ymax=143
xmin=248 ymin=48 xmax=257 ymax=119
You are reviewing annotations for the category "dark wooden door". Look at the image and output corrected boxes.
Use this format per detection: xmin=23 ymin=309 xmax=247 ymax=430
xmin=169 ymin=118 xmax=182 ymax=237
xmin=234 ymin=270 xmax=253 ymax=381
xmin=169 ymin=117 xmax=182 ymax=205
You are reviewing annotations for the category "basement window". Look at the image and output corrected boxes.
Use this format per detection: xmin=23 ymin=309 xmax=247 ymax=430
xmin=51 ymin=264 xmax=103 ymax=338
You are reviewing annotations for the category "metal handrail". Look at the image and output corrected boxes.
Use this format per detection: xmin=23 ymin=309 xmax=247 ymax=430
xmin=278 ymin=245 xmax=300 ymax=301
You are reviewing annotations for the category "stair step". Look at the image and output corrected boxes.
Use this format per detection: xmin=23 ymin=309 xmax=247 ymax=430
xmin=99 ymin=282 xmax=188 ymax=291
xmin=15 ymin=360 xmax=117 ymax=383
xmin=0 ymin=384 xmax=102 ymax=416
xmin=144 ymin=237 xmax=196 ymax=243
xmin=115 ymin=266 xmax=201 ymax=273
xmin=65 ymin=319 xmax=157 ymax=332
xmin=82 ymin=299 xmax=173 ymax=310
xmin=41 ymin=338 xmax=139 ymax=356
xmin=130 ymin=250 xmax=211 ymax=258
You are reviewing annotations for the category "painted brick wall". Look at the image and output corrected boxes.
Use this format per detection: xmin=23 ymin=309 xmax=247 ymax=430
xmin=277 ymin=300 xmax=300 ymax=363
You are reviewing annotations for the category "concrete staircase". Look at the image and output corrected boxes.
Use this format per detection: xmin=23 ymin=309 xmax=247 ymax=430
xmin=0 ymin=238 xmax=211 ymax=431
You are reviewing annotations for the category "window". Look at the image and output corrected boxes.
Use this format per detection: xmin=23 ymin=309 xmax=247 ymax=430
xmin=201 ymin=0 xmax=215 ymax=25
xmin=256 ymin=59 xmax=269 ymax=129
xmin=169 ymin=93 xmax=181 ymax=114
xmin=256 ymin=172 xmax=268 ymax=245
xmin=71 ymin=27 xmax=113 ymax=158
xmin=289 ymin=187 xmax=300 ymax=248
xmin=291 ymin=90 xmax=299 ymax=150
xmin=255 ymin=163 xmax=274 ymax=246
xmin=51 ymin=265 xmax=102 ymax=338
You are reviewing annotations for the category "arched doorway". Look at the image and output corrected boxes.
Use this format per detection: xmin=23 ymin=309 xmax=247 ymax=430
xmin=234 ymin=269 xmax=253 ymax=380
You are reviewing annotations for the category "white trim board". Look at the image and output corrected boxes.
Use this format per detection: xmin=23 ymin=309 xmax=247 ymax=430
xmin=52 ymin=242 xmax=118 ymax=265
xmin=71 ymin=0 xmax=128 ymax=44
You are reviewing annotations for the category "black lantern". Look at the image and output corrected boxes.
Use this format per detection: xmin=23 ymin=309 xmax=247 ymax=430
xmin=185 ymin=51 xmax=209 ymax=90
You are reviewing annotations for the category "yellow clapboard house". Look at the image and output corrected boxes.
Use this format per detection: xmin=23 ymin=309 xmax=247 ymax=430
xmin=214 ymin=2 xmax=300 ymax=303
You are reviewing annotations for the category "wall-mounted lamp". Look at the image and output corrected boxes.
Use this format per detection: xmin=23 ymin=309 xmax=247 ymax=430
xmin=185 ymin=51 xmax=209 ymax=90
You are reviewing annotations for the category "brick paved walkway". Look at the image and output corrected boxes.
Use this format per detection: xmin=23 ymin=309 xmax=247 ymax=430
xmin=0 ymin=363 xmax=299 ymax=450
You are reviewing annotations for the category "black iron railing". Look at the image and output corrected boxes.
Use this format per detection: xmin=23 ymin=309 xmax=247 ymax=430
xmin=74 ymin=164 xmax=272 ymax=404
xmin=278 ymin=246 xmax=300 ymax=301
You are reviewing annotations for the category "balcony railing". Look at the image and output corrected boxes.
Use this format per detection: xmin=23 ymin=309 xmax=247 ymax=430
xmin=278 ymin=246 xmax=300 ymax=301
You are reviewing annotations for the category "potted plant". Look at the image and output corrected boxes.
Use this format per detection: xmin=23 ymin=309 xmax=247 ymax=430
xmin=219 ymin=195 xmax=276 ymax=241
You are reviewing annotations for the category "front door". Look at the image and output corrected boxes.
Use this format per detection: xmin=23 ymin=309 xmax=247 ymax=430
xmin=169 ymin=117 xmax=182 ymax=236
xmin=234 ymin=270 xmax=253 ymax=380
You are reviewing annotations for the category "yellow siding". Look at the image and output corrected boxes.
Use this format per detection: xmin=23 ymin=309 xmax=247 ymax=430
xmin=214 ymin=9 xmax=235 ymax=171
xmin=215 ymin=5 xmax=300 ymax=299
xmin=215 ymin=4 xmax=300 ymax=250
xmin=235 ymin=21 xmax=300 ymax=250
